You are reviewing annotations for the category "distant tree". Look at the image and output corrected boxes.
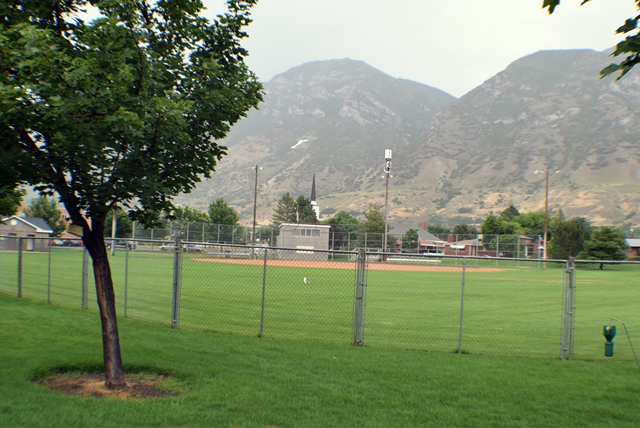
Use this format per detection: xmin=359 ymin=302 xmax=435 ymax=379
xmin=104 ymin=209 xmax=133 ymax=239
xmin=579 ymin=226 xmax=628 ymax=269
xmin=402 ymin=229 xmax=419 ymax=249
xmin=513 ymin=212 xmax=546 ymax=236
xmin=271 ymin=193 xmax=297 ymax=226
xmin=172 ymin=205 xmax=210 ymax=223
xmin=0 ymin=186 xmax=24 ymax=217
xmin=427 ymin=224 xmax=451 ymax=236
xmin=324 ymin=211 xmax=360 ymax=227
xmin=208 ymin=198 xmax=239 ymax=225
xmin=28 ymin=196 xmax=66 ymax=236
xmin=480 ymin=212 xmax=501 ymax=236
xmin=363 ymin=203 xmax=386 ymax=249
xmin=544 ymin=0 xmax=640 ymax=78
xmin=295 ymin=195 xmax=317 ymax=224
xmin=324 ymin=211 xmax=361 ymax=250
xmin=499 ymin=205 xmax=520 ymax=222
xmin=452 ymin=224 xmax=478 ymax=240
xmin=548 ymin=217 xmax=592 ymax=260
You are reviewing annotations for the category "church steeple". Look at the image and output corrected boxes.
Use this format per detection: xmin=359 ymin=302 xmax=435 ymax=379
xmin=310 ymin=173 xmax=320 ymax=220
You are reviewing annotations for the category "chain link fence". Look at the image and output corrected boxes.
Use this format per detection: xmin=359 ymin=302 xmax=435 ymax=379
xmin=2 ymin=236 xmax=639 ymax=363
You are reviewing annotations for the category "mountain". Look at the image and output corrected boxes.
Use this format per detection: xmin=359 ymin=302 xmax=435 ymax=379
xmin=176 ymin=58 xmax=457 ymax=221
xmin=402 ymin=49 xmax=640 ymax=226
xmin=177 ymin=52 xmax=640 ymax=227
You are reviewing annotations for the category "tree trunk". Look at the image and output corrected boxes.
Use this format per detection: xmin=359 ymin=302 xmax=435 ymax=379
xmin=83 ymin=229 xmax=127 ymax=389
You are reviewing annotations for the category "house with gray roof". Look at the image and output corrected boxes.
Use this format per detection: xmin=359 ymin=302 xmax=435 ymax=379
xmin=0 ymin=216 xmax=54 ymax=252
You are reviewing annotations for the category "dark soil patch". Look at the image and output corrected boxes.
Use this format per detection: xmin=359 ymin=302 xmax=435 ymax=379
xmin=41 ymin=374 xmax=177 ymax=399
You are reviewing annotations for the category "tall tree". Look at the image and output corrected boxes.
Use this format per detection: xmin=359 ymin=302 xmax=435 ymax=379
xmin=363 ymin=203 xmax=386 ymax=249
xmin=480 ymin=212 xmax=501 ymax=236
xmin=543 ymin=0 xmax=640 ymax=78
xmin=579 ymin=226 xmax=628 ymax=269
xmin=548 ymin=217 xmax=592 ymax=260
xmin=0 ymin=0 xmax=262 ymax=389
xmin=271 ymin=193 xmax=297 ymax=225
xmin=499 ymin=205 xmax=520 ymax=223
xmin=295 ymin=195 xmax=317 ymax=224
xmin=0 ymin=186 xmax=25 ymax=217
xmin=208 ymin=198 xmax=240 ymax=225
xmin=28 ymin=196 xmax=66 ymax=236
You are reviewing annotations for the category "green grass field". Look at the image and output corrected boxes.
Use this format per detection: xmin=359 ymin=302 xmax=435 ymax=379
xmin=1 ymin=247 xmax=639 ymax=361
xmin=2 ymin=294 xmax=640 ymax=427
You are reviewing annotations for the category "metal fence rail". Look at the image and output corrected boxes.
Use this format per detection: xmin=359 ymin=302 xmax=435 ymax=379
xmin=2 ymin=236 xmax=639 ymax=363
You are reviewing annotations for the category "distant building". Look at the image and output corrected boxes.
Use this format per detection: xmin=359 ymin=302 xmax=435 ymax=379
xmin=0 ymin=216 xmax=53 ymax=252
xmin=277 ymin=223 xmax=331 ymax=260
xmin=626 ymin=239 xmax=640 ymax=258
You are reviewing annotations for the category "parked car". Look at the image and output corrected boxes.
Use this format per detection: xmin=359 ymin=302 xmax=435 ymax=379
xmin=112 ymin=240 xmax=136 ymax=250
xmin=49 ymin=239 xmax=64 ymax=246
xmin=159 ymin=243 xmax=202 ymax=252
xmin=61 ymin=239 xmax=83 ymax=247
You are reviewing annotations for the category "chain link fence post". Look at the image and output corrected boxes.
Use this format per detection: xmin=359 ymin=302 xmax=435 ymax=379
xmin=560 ymin=258 xmax=576 ymax=360
xmin=171 ymin=235 xmax=182 ymax=329
xmin=81 ymin=248 xmax=89 ymax=310
xmin=259 ymin=247 xmax=268 ymax=338
xmin=457 ymin=258 xmax=467 ymax=354
xmin=124 ymin=246 xmax=129 ymax=318
xmin=353 ymin=249 xmax=366 ymax=346
xmin=47 ymin=241 xmax=52 ymax=304
xmin=17 ymin=238 xmax=22 ymax=298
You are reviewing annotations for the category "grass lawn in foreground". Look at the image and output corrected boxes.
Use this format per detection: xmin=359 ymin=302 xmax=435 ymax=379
xmin=1 ymin=294 xmax=640 ymax=427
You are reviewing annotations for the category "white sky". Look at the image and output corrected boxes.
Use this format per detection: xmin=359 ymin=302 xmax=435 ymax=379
xmin=201 ymin=0 xmax=639 ymax=98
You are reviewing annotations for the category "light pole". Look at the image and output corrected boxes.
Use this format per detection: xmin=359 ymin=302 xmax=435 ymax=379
xmin=251 ymin=165 xmax=261 ymax=257
xmin=382 ymin=149 xmax=393 ymax=258
xmin=535 ymin=168 xmax=559 ymax=263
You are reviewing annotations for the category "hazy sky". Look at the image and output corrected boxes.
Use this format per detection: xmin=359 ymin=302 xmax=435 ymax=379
xmin=201 ymin=0 xmax=638 ymax=98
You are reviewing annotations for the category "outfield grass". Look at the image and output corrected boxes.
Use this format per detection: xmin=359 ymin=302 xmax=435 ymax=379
xmin=1 ymin=294 xmax=640 ymax=427
xmin=1 ymin=248 xmax=639 ymax=361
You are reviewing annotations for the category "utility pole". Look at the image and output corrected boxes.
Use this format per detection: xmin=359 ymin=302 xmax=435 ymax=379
xmin=543 ymin=168 xmax=549 ymax=264
xmin=382 ymin=149 xmax=392 ymax=258
xmin=251 ymin=165 xmax=260 ymax=258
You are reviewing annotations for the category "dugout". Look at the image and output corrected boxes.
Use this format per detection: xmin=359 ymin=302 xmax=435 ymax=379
xmin=277 ymin=223 xmax=330 ymax=261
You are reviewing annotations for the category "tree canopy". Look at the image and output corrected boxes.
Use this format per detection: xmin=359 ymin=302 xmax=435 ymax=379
xmin=271 ymin=193 xmax=317 ymax=225
xmin=172 ymin=205 xmax=210 ymax=224
xmin=0 ymin=0 xmax=262 ymax=389
xmin=543 ymin=0 xmax=640 ymax=78
xmin=579 ymin=226 xmax=628 ymax=268
xmin=208 ymin=198 xmax=240 ymax=225
xmin=548 ymin=217 xmax=592 ymax=259
xmin=28 ymin=195 xmax=67 ymax=236
xmin=0 ymin=186 xmax=24 ymax=217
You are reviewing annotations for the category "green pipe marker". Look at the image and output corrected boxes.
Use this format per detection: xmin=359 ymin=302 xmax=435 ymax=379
xmin=604 ymin=325 xmax=616 ymax=357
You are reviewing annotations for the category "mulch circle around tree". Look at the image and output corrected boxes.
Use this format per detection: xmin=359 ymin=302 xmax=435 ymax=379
xmin=41 ymin=374 xmax=178 ymax=399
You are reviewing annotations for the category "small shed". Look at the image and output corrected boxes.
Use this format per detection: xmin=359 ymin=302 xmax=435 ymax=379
xmin=277 ymin=223 xmax=331 ymax=260
xmin=625 ymin=239 xmax=640 ymax=258
xmin=0 ymin=216 xmax=53 ymax=252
